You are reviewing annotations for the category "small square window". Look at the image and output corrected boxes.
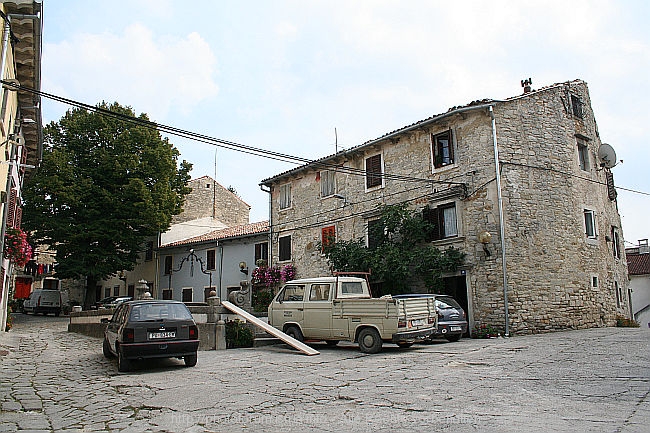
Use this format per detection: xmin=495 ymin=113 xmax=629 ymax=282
xmin=182 ymin=288 xmax=193 ymax=303
xmin=592 ymin=276 xmax=599 ymax=288
xmin=162 ymin=289 xmax=173 ymax=300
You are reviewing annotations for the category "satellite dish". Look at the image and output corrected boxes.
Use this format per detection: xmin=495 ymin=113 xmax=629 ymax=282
xmin=597 ymin=143 xmax=617 ymax=169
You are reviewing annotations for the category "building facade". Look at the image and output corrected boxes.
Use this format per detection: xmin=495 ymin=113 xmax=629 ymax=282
xmin=157 ymin=221 xmax=269 ymax=307
xmin=0 ymin=0 xmax=42 ymax=329
xmin=261 ymin=79 xmax=629 ymax=335
xmin=627 ymin=239 xmax=650 ymax=328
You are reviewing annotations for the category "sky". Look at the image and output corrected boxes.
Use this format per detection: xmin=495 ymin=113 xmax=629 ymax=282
xmin=41 ymin=0 xmax=649 ymax=247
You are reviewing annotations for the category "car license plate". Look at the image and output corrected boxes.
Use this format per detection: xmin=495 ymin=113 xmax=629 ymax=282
xmin=411 ymin=319 xmax=426 ymax=327
xmin=149 ymin=331 xmax=176 ymax=339
xmin=450 ymin=326 xmax=462 ymax=332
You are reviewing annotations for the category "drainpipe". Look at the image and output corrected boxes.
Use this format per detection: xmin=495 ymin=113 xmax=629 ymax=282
xmin=260 ymin=184 xmax=272 ymax=268
xmin=489 ymin=106 xmax=510 ymax=337
xmin=217 ymin=241 xmax=223 ymax=299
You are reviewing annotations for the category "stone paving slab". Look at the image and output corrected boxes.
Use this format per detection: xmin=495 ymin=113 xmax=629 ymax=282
xmin=1 ymin=313 xmax=649 ymax=432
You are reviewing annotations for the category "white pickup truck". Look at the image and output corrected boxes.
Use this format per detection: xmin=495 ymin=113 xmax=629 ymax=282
xmin=267 ymin=276 xmax=437 ymax=353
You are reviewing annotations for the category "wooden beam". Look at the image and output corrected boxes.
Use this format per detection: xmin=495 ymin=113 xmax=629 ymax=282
xmin=221 ymin=301 xmax=320 ymax=356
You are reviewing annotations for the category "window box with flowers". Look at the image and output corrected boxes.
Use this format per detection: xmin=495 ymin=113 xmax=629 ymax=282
xmin=4 ymin=227 xmax=32 ymax=267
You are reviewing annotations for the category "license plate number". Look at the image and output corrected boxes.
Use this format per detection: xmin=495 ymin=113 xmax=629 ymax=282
xmin=411 ymin=319 xmax=426 ymax=327
xmin=149 ymin=331 xmax=175 ymax=339
xmin=450 ymin=326 xmax=461 ymax=332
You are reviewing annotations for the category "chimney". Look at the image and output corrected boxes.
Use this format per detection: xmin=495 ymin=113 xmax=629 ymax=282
xmin=521 ymin=78 xmax=532 ymax=94
xmin=639 ymin=239 xmax=649 ymax=255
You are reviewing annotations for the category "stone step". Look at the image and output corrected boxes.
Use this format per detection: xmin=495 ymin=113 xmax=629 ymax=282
xmin=253 ymin=337 xmax=282 ymax=347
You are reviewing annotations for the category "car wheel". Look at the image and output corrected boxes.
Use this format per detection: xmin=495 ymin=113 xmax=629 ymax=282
xmin=184 ymin=353 xmax=198 ymax=367
xmin=117 ymin=349 xmax=132 ymax=372
xmin=325 ymin=340 xmax=339 ymax=347
xmin=445 ymin=334 xmax=461 ymax=342
xmin=102 ymin=338 xmax=114 ymax=358
xmin=285 ymin=326 xmax=304 ymax=342
xmin=397 ymin=342 xmax=414 ymax=348
xmin=358 ymin=328 xmax=382 ymax=354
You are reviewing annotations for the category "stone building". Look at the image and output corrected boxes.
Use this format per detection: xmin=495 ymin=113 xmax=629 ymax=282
xmin=0 ymin=0 xmax=43 ymax=328
xmin=627 ymin=239 xmax=650 ymax=328
xmin=261 ymin=79 xmax=629 ymax=335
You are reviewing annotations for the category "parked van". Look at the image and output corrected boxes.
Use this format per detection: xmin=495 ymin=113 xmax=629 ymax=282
xmin=23 ymin=289 xmax=62 ymax=316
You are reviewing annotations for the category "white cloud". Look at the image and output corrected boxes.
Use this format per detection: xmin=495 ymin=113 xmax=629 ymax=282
xmin=42 ymin=23 xmax=218 ymax=122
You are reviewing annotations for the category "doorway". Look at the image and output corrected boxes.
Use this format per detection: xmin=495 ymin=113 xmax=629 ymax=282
xmin=441 ymin=274 xmax=470 ymax=335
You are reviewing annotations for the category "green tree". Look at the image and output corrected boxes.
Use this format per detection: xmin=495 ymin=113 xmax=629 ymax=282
xmin=22 ymin=102 xmax=192 ymax=305
xmin=322 ymin=203 xmax=465 ymax=295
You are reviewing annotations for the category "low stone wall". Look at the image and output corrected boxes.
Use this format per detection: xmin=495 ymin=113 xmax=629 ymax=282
xmin=68 ymin=305 xmax=229 ymax=350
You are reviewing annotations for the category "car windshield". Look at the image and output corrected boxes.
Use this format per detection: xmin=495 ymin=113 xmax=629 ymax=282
xmin=435 ymin=296 xmax=462 ymax=310
xmin=129 ymin=303 xmax=193 ymax=322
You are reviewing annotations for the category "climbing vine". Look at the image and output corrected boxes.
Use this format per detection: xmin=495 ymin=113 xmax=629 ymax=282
xmin=321 ymin=203 xmax=465 ymax=295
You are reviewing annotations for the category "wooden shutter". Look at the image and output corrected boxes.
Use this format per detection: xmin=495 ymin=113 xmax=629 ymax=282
xmin=321 ymin=226 xmax=336 ymax=250
xmin=365 ymin=154 xmax=383 ymax=188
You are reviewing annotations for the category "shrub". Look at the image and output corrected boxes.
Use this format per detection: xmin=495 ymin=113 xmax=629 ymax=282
xmin=225 ymin=319 xmax=254 ymax=348
xmin=472 ymin=323 xmax=500 ymax=339
xmin=252 ymin=289 xmax=273 ymax=313
xmin=616 ymin=316 xmax=640 ymax=328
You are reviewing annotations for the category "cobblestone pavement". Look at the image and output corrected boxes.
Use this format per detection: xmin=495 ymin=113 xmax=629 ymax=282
xmin=1 ymin=313 xmax=649 ymax=433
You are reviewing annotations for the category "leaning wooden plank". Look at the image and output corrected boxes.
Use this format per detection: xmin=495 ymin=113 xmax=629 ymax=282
xmin=221 ymin=301 xmax=320 ymax=356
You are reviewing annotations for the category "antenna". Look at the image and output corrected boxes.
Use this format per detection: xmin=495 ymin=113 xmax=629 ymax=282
xmin=597 ymin=143 xmax=617 ymax=169
xmin=335 ymin=127 xmax=338 ymax=153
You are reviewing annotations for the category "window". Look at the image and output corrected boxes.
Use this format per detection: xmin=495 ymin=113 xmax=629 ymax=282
xmin=255 ymin=242 xmax=269 ymax=263
xmin=367 ymin=219 xmax=385 ymax=249
xmin=113 ymin=286 xmax=120 ymax=296
xmin=309 ymin=284 xmax=331 ymax=301
xmin=320 ymin=170 xmax=336 ymax=197
xmin=104 ymin=287 xmax=111 ymax=298
xmin=611 ymin=226 xmax=621 ymax=259
xmin=432 ymin=130 xmax=454 ymax=169
xmin=162 ymin=289 xmax=173 ymax=300
xmin=279 ymin=183 xmax=291 ymax=210
xmin=164 ymin=255 xmax=173 ymax=275
xmin=584 ymin=210 xmax=597 ymax=239
xmin=592 ymin=276 xmax=599 ymax=288
xmin=278 ymin=285 xmax=304 ymax=302
xmin=365 ymin=154 xmax=383 ymax=189
xmin=206 ymin=249 xmax=216 ymax=270
xmin=321 ymin=226 xmax=336 ymax=251
xmin=571 ymin=94 xmax=584 ymax=118
xmin=145 ymin=241 xmax=154 ymax=261
xmin=577 ymin=139 xmax=589 ymax=171
xmin=279 ymin=235 xmax=292 ymax=261
xmin=615 ymin=281 xmax=621 ymax=308
xmin=182 ymin=288 xmax=193 ymax=303
xmin=423 ymin=203 xmax=458 ymax=241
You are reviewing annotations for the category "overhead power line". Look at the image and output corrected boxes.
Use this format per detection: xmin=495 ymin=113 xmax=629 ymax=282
xmin=5 ymin=81 xmax=465 ymax=188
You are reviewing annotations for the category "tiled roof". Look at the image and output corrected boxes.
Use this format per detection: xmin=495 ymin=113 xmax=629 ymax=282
xmin=161 ymin=221 xmax=269 ymax=248
xmin=627 ymin=252 xmax=650 ymax=276
xmin=260 ymin=80 xmax=586 ymax=185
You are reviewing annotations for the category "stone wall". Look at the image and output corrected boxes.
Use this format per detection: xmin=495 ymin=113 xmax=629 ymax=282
xmin=268 ymin=80 xmax=629 ymax=335
xmin=174 ymin=176 xmax=250 ymax=226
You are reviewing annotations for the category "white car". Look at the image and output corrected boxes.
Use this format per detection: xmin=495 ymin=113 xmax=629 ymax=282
xmin=23 ymin=289 xmax=62 ymax=316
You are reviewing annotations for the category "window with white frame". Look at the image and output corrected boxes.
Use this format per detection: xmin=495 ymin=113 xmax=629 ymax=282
xmin=279 ymin=183 xmax=292 ymax=210
xmin=584 ymin=209 xmax=597 ymax=239
xmin=431 ymin=130 xmax=455 ymax=169
xmin=365 ymin=154 xmax=383 ymax=189
xmin=423 ymin=203 xmax=459 ymax=241
xmin=320 ymin=170 xmax=336 ymax=197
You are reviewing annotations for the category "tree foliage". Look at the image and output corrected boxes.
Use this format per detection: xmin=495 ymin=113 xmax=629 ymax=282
xmin=22 ymin=102 xmax=192 ymax=287
xmin=322 ymin=203 xmax=465 ymax=295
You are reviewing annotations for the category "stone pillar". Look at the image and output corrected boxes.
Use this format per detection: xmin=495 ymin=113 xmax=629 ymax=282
xmin=216 ymin=320 xmax=227 ymax=350
xmin=206 ymin=293 xmax=220 ymax=323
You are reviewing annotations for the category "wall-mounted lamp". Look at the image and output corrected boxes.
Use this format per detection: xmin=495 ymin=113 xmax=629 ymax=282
xmin=478 ymin=230 xmax=492 ymax=257
xmin=239 ymin=261 xmax=248 ymax=275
